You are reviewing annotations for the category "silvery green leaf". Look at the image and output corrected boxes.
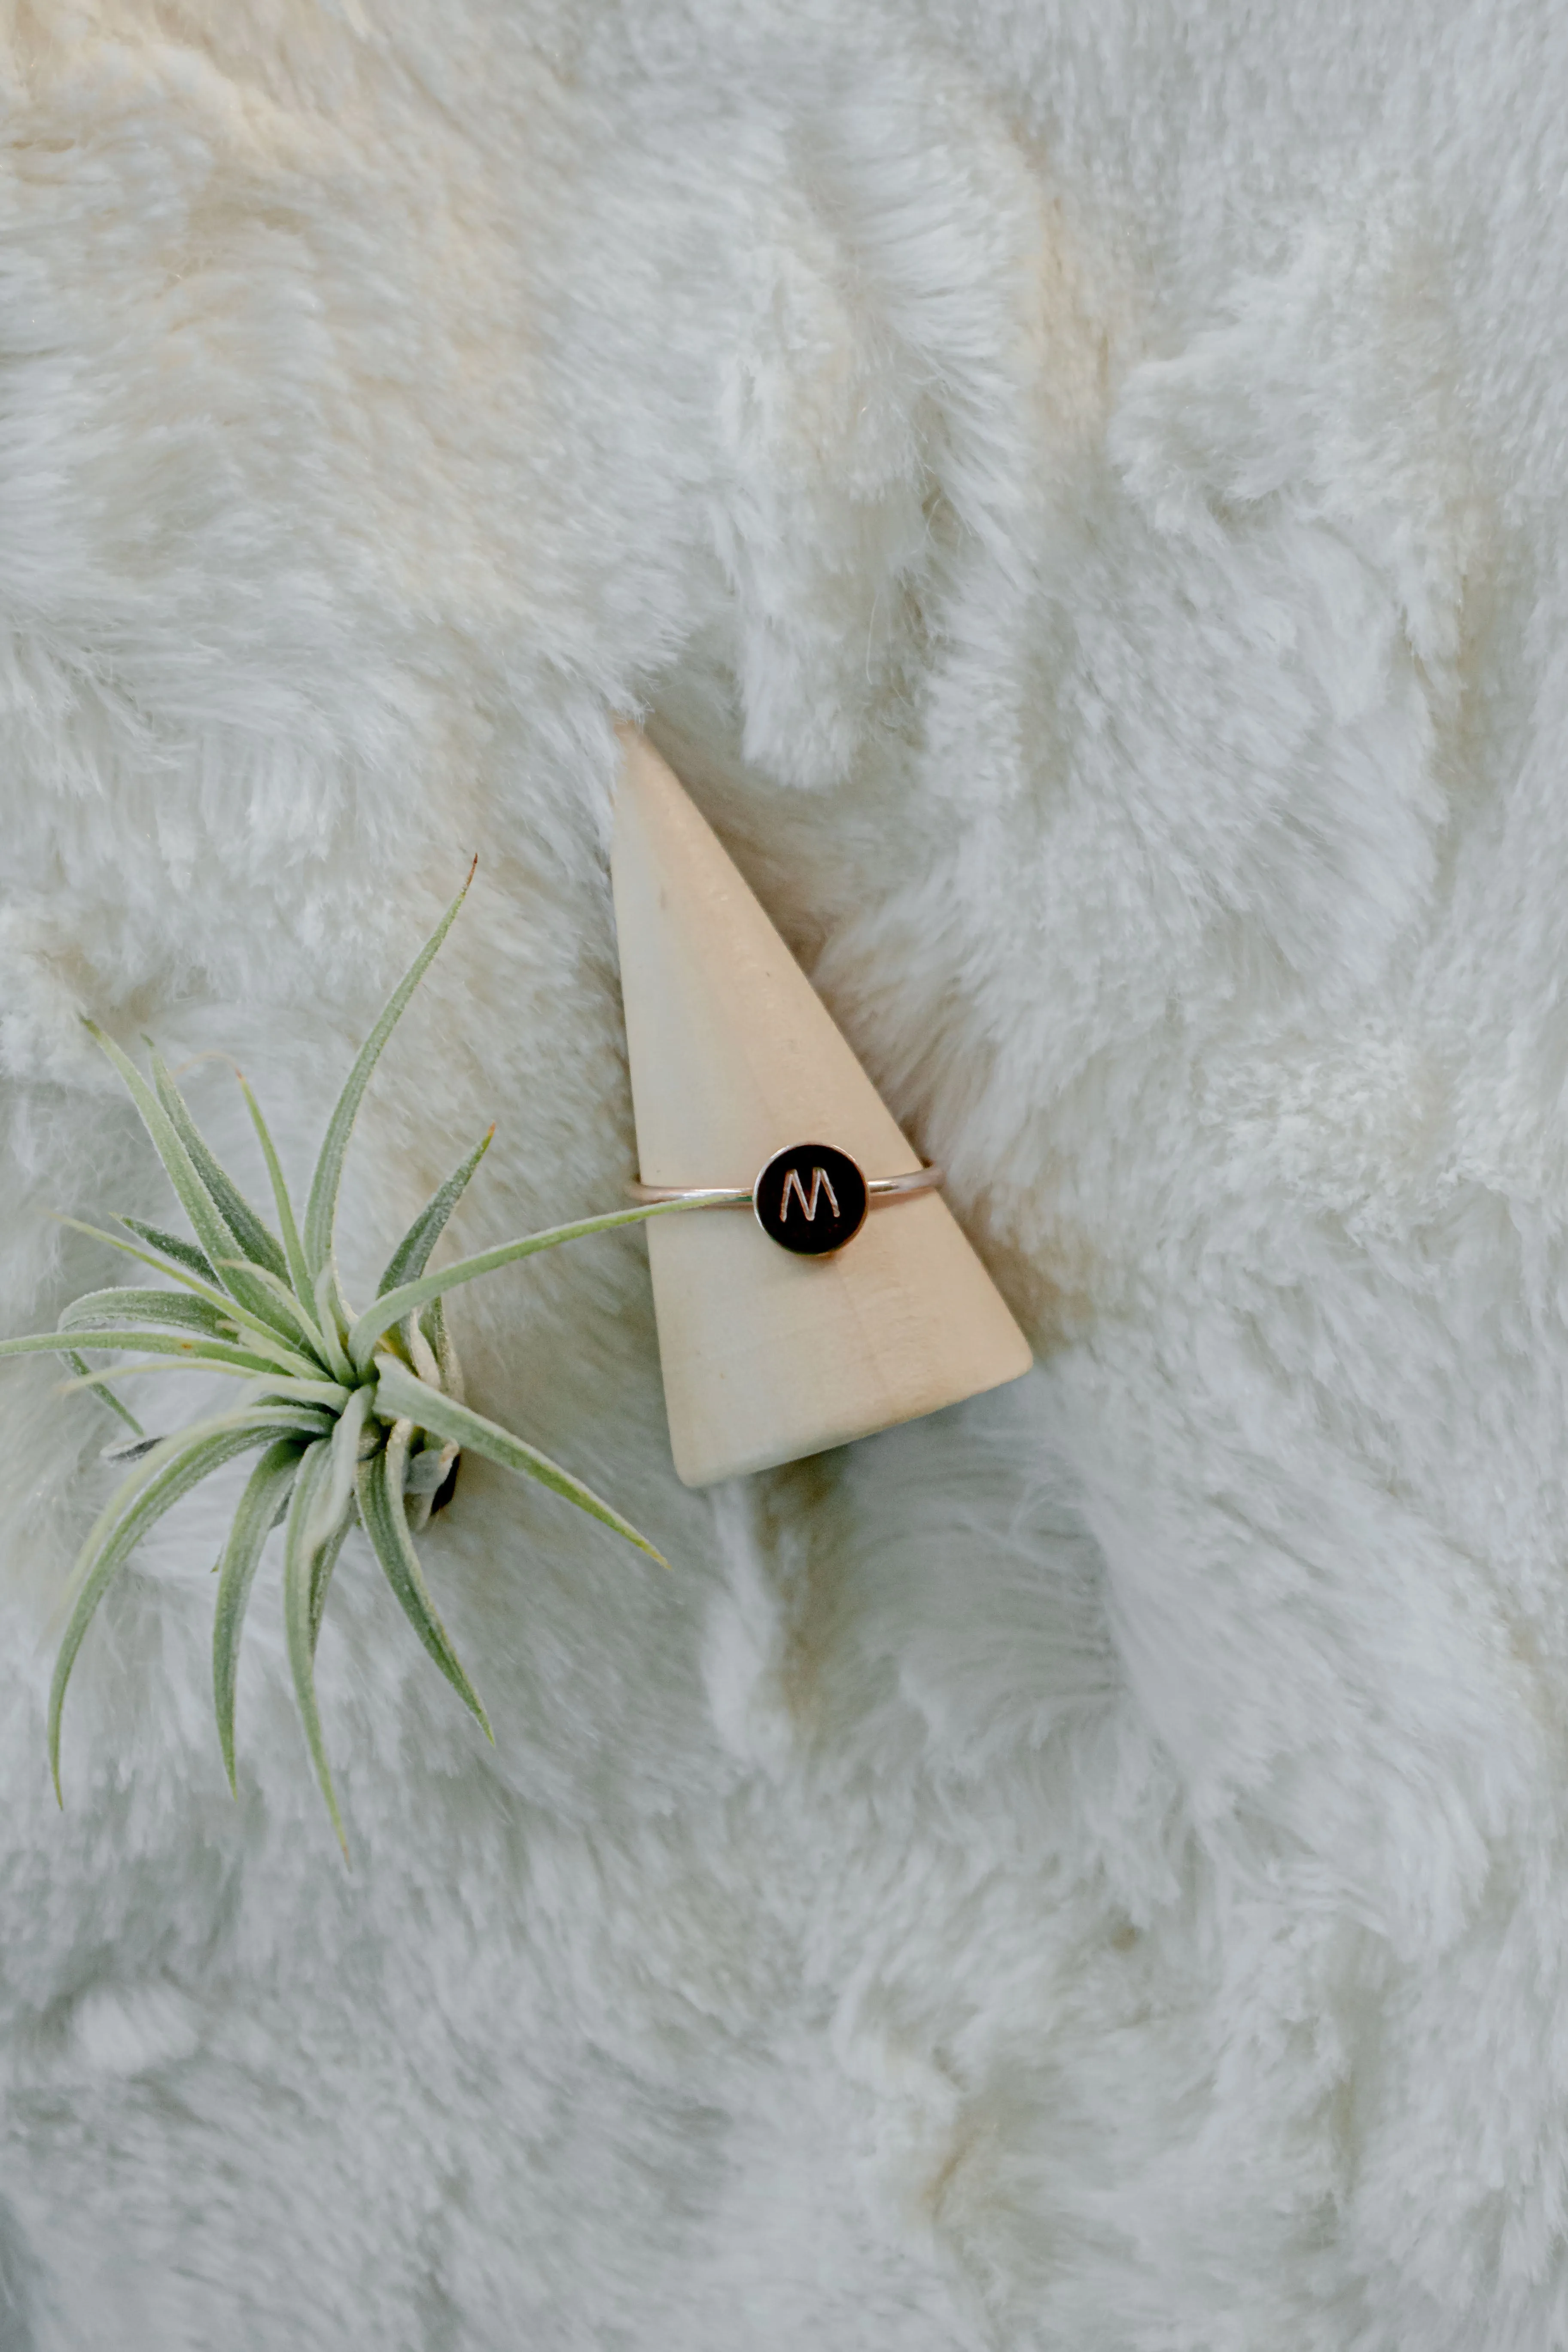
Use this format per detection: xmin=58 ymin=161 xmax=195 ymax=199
xmin=224 ymin=1373 xmax=352 ymax=1412
xmin=84 ymin=1257 xmax=329 ymax=1386
xmin=301 ymin=863 xmax=475 ymax=1281
xmin=371 ymin=1355 xmax=668 ymax=1567
xmin=58 ymin=1366 xmax=342 ymax=1420
xmin=308 ymin=1501 xmax=353 ymax=1656
xmin=49 ymin=1406 xmax=327 ymax=1803
xmin=198 ymin=1313 xmax=332 ymax=1386
xmin=355 ymin=1422 xmax=491 ymax=1740
xmin=81 ymin=1023 xmax=298 ymax=1343
xmin=2 ymin=1327 xmax=309 ymax=1376
xmin=234 ymin=1068 xmax=313 ymax=1303
xmin=217 ymin=1261 xmax=333 ymax=1372
xmin=60 ymin=1288 xmax=232 ymax=1340
xmin=347 ymin=1198 xmax=686 ymax=1371
xmin=375 ymin=1127 xmax=494 ymax=1299
xmin=212 ymin=1437 xmax=305 ymax=1794
xmin=146 ymin=1044 xmax=289 ymax=1282
xmin=62 ymin=1348 xmax=143 ymax=1435
xmin=58 ymin=1220 xmax=308 ymax=1368
xmin=116 ymin=1217 xmax=218 ymax=1286
xmin=308 ymin=1381 xmax=373 ymax=1555
xmin=310 ymin=1260 xmax=355 ymax=1386
xmin=421 ymin=1295 xmax=464 ymax=1406
xmin=280 ymin=1439 xmax=349 ymax=1859
xmin=402 ymin=1314 xmax=442 ymax=1389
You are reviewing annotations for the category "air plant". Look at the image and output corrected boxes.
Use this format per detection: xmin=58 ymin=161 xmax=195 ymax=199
xmin=0 ymin=866 xmax=685 ymax=1857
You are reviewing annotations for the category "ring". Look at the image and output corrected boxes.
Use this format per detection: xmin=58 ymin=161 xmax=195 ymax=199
xmin=629 ymin=1142 xmax=942 ymax=1258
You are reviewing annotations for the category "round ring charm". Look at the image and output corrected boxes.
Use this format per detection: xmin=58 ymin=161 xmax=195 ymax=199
xmin=752 ymin=1142 xmax=868 ymax=1257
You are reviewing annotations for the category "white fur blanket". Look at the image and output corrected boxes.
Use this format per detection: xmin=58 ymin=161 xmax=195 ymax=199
xmin=1 ymin=6 xmax=1562 ymax=2345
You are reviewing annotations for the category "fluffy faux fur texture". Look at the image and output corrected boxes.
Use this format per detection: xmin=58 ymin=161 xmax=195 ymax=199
xmin=0 ymin=1 xmax=1563 ymax=2344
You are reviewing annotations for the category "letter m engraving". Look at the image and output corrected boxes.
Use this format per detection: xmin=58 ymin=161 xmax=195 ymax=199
xmin=780 ymin=1165 xmax=840 ymax=1223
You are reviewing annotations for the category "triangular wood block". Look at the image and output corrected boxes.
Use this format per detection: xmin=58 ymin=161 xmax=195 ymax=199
xmin=612 ymin=724 xmax=1032 ymax=1487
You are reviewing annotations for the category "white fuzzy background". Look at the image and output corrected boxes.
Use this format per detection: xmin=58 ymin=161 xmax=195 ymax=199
xmin=0 ymin=1 xmax=1562 ymax=2344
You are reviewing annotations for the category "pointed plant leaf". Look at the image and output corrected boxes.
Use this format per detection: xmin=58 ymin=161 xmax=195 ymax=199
xmin=308 ymin=1381 xmax=373 ymax=1557
xmin=0 ymin=1327 xmax=319 ymax=1376
xmin=117 ymin=1217 xmax=218 ymax=1286
xmin=61 ymin=1349 xmax=143 ymax=1435
xmin=213 ymin=1437 xmax=305 ymax=1793
xmin=49 ymin=1406 xmax=326 ymax=1803
xmin=280 ymin=1439 xmax=350 ymax=1860
xmin=401 ymin=1314 xmax=442 ymax=1391
xmin=310 ymin=1261 xmax=355 ymax=1385
xmin=301 ymin=861 xmax=475 ymax=1280
xmin=239 ymin=1375 xmax=354 ymax=1412
xmin=234 ymin=1068 xmax=314 ymax=1303
xmin=216 ymin=1261 xmax=333 ymax=1373
xmin=60 ymin=1288 xmax=232 ymax=1341
xmin=355 ymin=1421 xmax=491 ymax=1739
xmin=57 ymin=1220 xmax=321 ymax=1371
xmin=309 ymin=1501 xmax=355 ymax=1657
xmin=348 ymin=1197 xmax=689 ymax=1371
xmin=376 ymin=1128 xmax=494 ymax=1300
xmin=146 ymin=1044 xmax=289 ymax=1281
xmin=56 ymin=1363 xmax=352 ymax=1419
xmin=371 ymin=1355 xmax=668 ymax=1567
xmin=81 ymin=1023 xmax=298 ymax=1341
xmin=421 ymin=1294 xmax=464 ymax=1407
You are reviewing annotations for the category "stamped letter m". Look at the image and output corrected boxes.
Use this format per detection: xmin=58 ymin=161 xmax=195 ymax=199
xmin=780 ymin=1165 xmax=839 ymax=1223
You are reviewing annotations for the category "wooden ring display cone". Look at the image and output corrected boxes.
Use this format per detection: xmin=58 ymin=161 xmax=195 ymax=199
xmin=612 ymin=724 xmax=1032 ymax=1487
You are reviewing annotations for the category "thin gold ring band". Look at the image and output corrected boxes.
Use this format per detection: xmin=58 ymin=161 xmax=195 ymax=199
xmin=627 ymin=1164 xmax=942 ymax=1208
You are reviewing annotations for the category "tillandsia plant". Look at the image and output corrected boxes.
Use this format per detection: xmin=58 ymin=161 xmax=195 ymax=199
xmin=1 ymin=864 xmax=687 ymax=1859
